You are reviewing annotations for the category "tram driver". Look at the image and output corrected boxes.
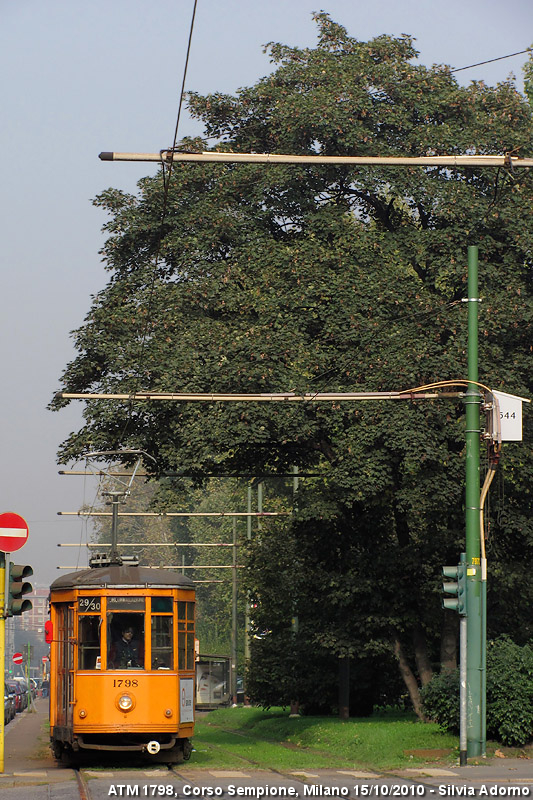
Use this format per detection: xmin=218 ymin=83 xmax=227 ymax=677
xmin=109 ymin=625 xmax=143 ymax=669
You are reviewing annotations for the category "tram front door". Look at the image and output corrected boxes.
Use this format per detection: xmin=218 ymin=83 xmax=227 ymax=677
xmin=54 ymin=604 xmax=75 ymax=731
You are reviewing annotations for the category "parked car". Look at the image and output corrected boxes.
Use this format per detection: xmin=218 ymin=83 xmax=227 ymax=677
xmin=4 ymin=691 xmax=16 ymax=724
xmin=6 ymin=681 xmax=25 ymax=713
xmin=11 ymin=677 xmax=29 ymax=709
xmin=6 ymin=685 xmax=17 ymax=721
xmin=29 ymin=678 xmax=38 ymax=699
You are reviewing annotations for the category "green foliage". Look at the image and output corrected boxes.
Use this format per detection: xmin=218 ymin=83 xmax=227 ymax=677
xmin=420 ymin=669 xmax=460 ymax=734
xmin=524 ymin=47 xmax=533 ymax=107
xmin=186 ymin=479 xmax=248 ymax=657
xmin=421 ymin=638 xmax=533 ymax=746
xmin=246 ymin=632 xmax=404 ymax=715
xmin=486 ymin=637 xmax=533 ymax=747
xmin=51 ymin=13 xmax=533 ymax=711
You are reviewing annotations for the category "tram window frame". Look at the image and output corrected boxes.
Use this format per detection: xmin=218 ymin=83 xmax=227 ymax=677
xmin=107 ymin=612 xmax=146 ymax=670
xmin=78 ymin=615 xmax=102 ymax=670
xmin=177 ymin=601 xmax=195 ymax=671
xmin=151 ymin=614 xmax=174 ymax=670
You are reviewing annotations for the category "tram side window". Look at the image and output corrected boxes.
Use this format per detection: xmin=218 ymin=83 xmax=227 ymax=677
xmin=107 ymin=614 xmax=145 ymax=670
xmin=151 ymin=616 xmax=173 ymax=669
xmin=78 ymin=616 xmax=101 ymax=670
xmin=177 ymin=601 xmax=195 ymax=671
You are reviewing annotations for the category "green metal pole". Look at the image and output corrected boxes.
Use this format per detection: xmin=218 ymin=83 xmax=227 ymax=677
xmin=481 ymin=576 xmax=487 ymax=756
xmin=231 ymin=517 xmax=237 ymax=704
xmin=291 ymin=466 xmax=299 ymax=635
xmin=257 ymin=481 xmax=263 ymax=530
xmin=465 ymin=245 xmax=483 ymax=758
xmin=244 ymin=485 xmax=252 ymax=663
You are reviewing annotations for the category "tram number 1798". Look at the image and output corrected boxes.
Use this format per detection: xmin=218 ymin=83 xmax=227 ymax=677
xmin=113 ymin=679 xmax=139 ymax=688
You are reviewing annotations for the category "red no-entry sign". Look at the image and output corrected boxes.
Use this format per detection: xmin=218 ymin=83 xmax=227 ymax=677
xmin=12 ymin=653 xmax=23 ymax=665
xmin=0 ymin=512 xmax=29 ymax=553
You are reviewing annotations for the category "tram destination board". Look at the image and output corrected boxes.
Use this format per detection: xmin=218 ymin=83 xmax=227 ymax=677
xmin=108 ymin=595 xmax=145 ymax=610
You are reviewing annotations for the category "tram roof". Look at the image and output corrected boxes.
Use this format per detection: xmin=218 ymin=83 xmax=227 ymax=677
xmin=50 ymin=564 xmax=195 ymax=590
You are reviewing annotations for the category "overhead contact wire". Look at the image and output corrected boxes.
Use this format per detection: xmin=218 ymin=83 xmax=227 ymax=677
xmin=451 ymin=47 xmax=532 ymax=73
xmin=115 ymin=0 xmax=199 ymax=452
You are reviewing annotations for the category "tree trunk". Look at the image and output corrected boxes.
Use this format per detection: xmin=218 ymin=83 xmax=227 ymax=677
xmin=338 ymin=656 xmax=350 ymax=720
xmin=440 ymin=612 xmax=458 ymax=672
xmin=412 ymin=623 xmax=433 ymax=686
xmin=393 ymin=634 xmax=425 ymax=720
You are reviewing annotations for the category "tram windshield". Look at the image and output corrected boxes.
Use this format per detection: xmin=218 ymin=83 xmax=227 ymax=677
xmin=107 ymin=612 xmax=145 ymax=670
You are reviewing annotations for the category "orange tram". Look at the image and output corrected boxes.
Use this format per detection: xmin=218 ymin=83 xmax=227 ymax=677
xmin=48 ymin=562 xmax=195 ymax=765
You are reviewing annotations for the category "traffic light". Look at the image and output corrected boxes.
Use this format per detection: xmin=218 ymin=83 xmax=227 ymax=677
xmin=442 ymin=561 xmax=467 ymax=615
xmin=7 ymin=563 xmax=33 ymax=616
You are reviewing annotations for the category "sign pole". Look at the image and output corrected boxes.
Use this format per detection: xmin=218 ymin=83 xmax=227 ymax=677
xmin=26 ymin=643 xmax=32 ymax=711
xmin=0 ymin=511 xmax=31 ymax=773
xmin=0 ymin=552 xmax=5 ymax=774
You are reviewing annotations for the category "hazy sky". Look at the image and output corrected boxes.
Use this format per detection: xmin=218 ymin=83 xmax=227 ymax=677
xmin=1 ymin=0 xmax=531 ymax=586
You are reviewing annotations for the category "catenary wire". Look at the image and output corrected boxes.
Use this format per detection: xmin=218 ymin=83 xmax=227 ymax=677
xmin=114 ymin=0 xmax=199 ymax=453
xmin=451 ymin=47 xmax=532 ymax=73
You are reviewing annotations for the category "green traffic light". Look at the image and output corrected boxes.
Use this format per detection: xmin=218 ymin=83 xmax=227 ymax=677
xmin=442 ymin=563 xmax=467 ymax=615
xmin=7 ymin=563 xmax=33 ymax=616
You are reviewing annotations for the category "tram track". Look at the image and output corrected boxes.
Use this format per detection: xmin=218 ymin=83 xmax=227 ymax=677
xmin=168 ymin=741 xmax=434 ymax=796
xmin=60 ymin=756 xmax=533 ymax=800
xmin=75 ymin=767 xmax=93 ymax=800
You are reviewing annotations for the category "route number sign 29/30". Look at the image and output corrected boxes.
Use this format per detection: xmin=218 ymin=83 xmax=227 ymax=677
xmin=78 ymin=597 xmax=102 ymax=612
xmin=0 ymin=512 xmax=29 ymax=554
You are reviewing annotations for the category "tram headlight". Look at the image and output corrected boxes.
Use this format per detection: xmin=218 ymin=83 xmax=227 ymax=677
xmin=79 ymin=709 xmax=87 ymax=718
xmin=117 ymin=694 xmax=135 ymax=712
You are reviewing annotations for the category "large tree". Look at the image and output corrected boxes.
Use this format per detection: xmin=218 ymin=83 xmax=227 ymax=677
xmin=52 ymin=14 xmax=533 ymax=714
